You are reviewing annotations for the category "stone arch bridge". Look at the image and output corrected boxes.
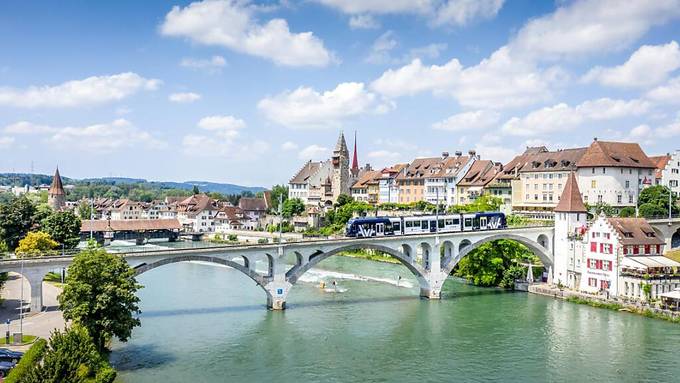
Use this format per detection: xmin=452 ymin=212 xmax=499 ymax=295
xmin=0 ymin=226 xmax=554 ymax=311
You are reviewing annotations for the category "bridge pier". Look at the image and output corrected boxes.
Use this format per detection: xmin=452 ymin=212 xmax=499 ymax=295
xmin=419 ymin=271 xmax=447 ymax=300
xmin=23 ymin=270 xmax=46 ymax=313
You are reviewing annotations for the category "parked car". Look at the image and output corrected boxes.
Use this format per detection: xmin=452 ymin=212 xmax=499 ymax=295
xmin=0 ymin=348 xmax=22 ymax=364
xmin=0 ymin=360 xmax=15 ymax=377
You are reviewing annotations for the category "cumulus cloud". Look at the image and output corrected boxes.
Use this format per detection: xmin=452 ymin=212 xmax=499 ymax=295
xmin=161 ymin=0 xmax=333 ymax=67
xmin=432 ymin=110 xmax=499 ymax=131
xmin=0 ymin=73 xmax=160 ymax=108
xmin=432 ymin=0 xmax=504 ymax=27
xmin=365 ymin=31 xmax=398 ymax=64
xmin=197 ymin=115 xmax=246 ymax=139
xmin=646 ymin=76 xmax=680 ymax=103
xmin=298 ymin=144 xmax=330 ymax=160
xmin=510 ymin=0 xmax=680 ymax=60
xmin=349 ymin=14 xmax=380 ymax=29
xmin=258 ymin=82 xmax=393 ymax=129
xmin=169 ymin=92 xmax=202 ymax=103
xmin=182 ymin=135 xmax=269 ymax=159
xmin=0 ymin=136 xmax=14 ymax=148
xmin=180 ymin=55 xmax=227 ymax=73
xmin=4 ymin=119 xmax=166 ymax=152
xmin=314 ymin=0 xmax=432 ymax=15
xmin=582 ymin=41 xmax=680 ymax=88
xmin=501 ymin=98 xmax=650 ymax=136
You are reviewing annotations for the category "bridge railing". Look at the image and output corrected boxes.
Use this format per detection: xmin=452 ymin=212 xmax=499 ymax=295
xmin=646 ymin=213 xmax=680 ymax=221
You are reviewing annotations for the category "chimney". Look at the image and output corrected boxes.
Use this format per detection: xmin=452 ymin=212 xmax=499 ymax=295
xmin=468 ymin=150 xmax=476 ymax=158
xmin=455 ymin=151 xmax=462 ymax=156
xmin=442 ymin=151 xmax=449 ymax=159
xmin=593 ymin=137 xmax=598 ymax=141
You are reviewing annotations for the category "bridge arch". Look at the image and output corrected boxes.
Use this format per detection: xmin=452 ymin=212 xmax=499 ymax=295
xmin=133 ymin=255 xmax=271 ymax=297
xmin=286 ymin=243 xmax=429 ymax=289
xmin=442 ymin=234 xmax=553 ymax=276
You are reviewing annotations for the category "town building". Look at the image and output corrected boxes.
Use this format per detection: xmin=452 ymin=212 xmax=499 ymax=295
xmin=651 ymin=150 xmax=680 ymax=197
xmin=47 ymin=167 xmax=66 ymax=210
xmin=350 ymin=170 xmax=381 ymax=203
xmin=575 ymin=139 xmax=656 ymax=210
xmin=423 ymin=151 xmax=476 ymax=206
xmin=396 ymin=157 xmax=441 ymax=204
xmin=378 ymin=164 xmax=406 ymax=204
xmin=176 ymin=194 xmax=220 ymax=232
xmin=238 ymin=193 xmax=271 ymax=228
xmin=108 ymin=199 xmax=143 ymax=220
xmin=553 ymin=172 xmax=589 ymax=288
xmin=455 ymin=160 xmax=502 ymax=205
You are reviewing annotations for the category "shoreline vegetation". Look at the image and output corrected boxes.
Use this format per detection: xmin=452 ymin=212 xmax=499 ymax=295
xmin=339 ymin=249 xmax=401 ymax=264
xmin=565 ymin=296 xmax=680 ymax=324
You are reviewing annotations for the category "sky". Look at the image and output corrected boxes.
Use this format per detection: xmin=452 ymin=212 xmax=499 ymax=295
xmin=1 ymin=0 xmax=680 ymax=187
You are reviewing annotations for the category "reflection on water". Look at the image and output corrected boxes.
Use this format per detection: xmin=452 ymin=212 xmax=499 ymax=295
xmin=111 ymin=256 xmax=680 ymax=383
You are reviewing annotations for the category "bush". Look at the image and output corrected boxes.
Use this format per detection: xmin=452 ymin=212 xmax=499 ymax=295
xmin=16 ymin=232 xmax=59 ymax=257
xmin=258 ymin=238 xmax=269 ymax=244
xmin=5 ymin=338 xmax=47 ymax=383
xmin=227 ymin=234 xmax=238 ymax=242
xmin=618 ymin=206 xmax=636 ymax=217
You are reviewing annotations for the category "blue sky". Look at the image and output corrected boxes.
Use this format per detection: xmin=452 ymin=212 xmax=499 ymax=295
xmin=1 ymin=0 xmax=680 ymax=187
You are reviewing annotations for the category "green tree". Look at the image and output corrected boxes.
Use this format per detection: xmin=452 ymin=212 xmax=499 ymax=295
xmin=16 ymin=231 xmax=59 ymax=257
xmin=59 ymin=246 xmax=142 ymax=352
xmin=281 ymin=198 xmax=305 ymax=218
xmin=639 ymin=203 xmax=666 ymax=218
xmin=269 ymin=184 xmax=289 ymax=211
xmin=192 ymin=185 xmax=200 ymax=195
xmin=77 ymin=201 xmax=94 ymax=220
xmin=455 ymin=240 xmax=537 ymax=287
xmin=618 ymin=206 xmax=636 ymax=217
xmin=335 ymin=193 xmax=353 ymax=208
xmin=15 ymin=325 xmax=116 ymax=383
xmin=639 ymin=185 xmax=678 ymax=215
xmin=0 ymin=196 xmax=37 ymax=250
xmin=42 ymin=211 xmax=82 ymax=249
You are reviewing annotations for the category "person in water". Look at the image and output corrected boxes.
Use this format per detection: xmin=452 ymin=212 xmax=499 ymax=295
xmin=319 ymin=281 xmax=326 ymax=289
xmin=397 ymin=275 xmax=402 ymax=287
xmin=332 ymin=280 xmax=337 ymax=292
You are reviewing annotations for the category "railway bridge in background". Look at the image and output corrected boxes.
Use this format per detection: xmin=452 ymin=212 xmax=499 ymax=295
xmin=0 ymin=226 xmax=554 ymax=311
xmin=648 ymin=217 xmax=680 ymax=250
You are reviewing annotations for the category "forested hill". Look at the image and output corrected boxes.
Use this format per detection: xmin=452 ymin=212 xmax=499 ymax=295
xmin=0 ymin=173 xmax=266 ymax=197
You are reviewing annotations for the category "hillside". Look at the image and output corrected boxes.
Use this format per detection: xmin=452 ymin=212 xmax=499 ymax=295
xmin=0 ymin=173 xmax=266 ymax=195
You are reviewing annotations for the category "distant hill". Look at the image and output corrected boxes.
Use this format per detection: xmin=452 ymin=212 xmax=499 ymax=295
xmin=0 ymin=173 xmax=266 ymax=195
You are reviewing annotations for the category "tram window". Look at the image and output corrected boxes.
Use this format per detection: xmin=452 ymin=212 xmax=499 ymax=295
xmin=393 ymin=222 xmax=401 ymax=231
xmin=406 ymin=221 xmax=413 ymax=228
xmin=452 ymin=218 xmax=460 ymax=225
xmin=464 ymin=218 xmax=472 ymax=227
xmin=445 ymin=219 xmax=453 ymax=226
xmin=421 ymin=221 xmax=428 ymax=230
xmin=438 ymin=219 xmax=445 ymax=228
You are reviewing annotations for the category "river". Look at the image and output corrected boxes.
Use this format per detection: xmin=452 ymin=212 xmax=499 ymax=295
xmin=110 ymin=255 xmax=680 ymax=382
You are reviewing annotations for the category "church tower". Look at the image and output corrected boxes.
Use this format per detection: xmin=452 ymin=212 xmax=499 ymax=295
xmin=331 ymin=131 xmax=350 ymax=201
xmin=553 ymin=172 xmax=587 ymax=288
xmin=351 ymin=131 xmax=360 ymax=178
xmin=48 ymin=167 xmax=66 ymax=211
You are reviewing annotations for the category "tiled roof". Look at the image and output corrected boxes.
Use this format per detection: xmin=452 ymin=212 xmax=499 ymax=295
xmin=519 ymin=147 xmax=587 ymax=173
xmin=458 ymin=160 xmax=499 ymax=187
xmin=649 ymin=154 xmax=671 ymax=179
xmin=554 ymin=172 xmax=587 ymax=213
xmin=290 ymin=161 xmax=321 ymax=184
xmin=396 ymin=157 xmax=442 ymax=180
xmin=177 ymin=194 xmax=217 ymax=213
xmin=81 ymin=218 xmax=181 ymax=232
xmin=351 ymin=170 xmax=381 ymax=189
xmin=577 ymin=140 xmax=655 ymax=168
xmin=607 ymin=217 xmax=665 ymax=246
xmin=426 ymin=155 xmax=471 ymax=178
xmin=49 ymin=168 xmax=65 ymax=196
xmin=239 ymin=197 xmax=267 ymax=212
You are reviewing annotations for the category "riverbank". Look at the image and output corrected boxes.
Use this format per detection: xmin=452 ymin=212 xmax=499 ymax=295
xmin=529 ymin=284 xmax=680 ymax=323
xmin=339 ymin=250 xmax=401 ymax=264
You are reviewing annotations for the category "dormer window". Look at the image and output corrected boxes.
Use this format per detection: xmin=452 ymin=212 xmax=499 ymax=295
xmin=623 ymin=232 xmax=633 ymax=238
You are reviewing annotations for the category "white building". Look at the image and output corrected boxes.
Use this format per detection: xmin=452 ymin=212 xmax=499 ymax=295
xmin=553 ymin=172 xmax=588 ymax=289
xmin=109 ymin=200 xmax=143 ymax=220
xmin=378 ymin=165 xmax=406 ymax=204
xmin=575 ymin=139 xmax=656 ymax=209
xmin=176 ymin=194 xmax=220 ymax=232
xmin=423 ymin=152 xmax=476 ymax=207
xmin=651 ymin=150 xmax=680 ymax=197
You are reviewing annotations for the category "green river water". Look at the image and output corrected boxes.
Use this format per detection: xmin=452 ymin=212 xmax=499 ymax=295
xmin=110 ymin=255 xmax=680 ymax=382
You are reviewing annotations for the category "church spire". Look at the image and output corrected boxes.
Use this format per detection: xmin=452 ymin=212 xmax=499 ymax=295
xmin=334 ymin=131 xmax=349 ymax=157
xmin=48 ymin=166 xmax=66 ymax=210
xmin=351 ymin=130 xmax=359 ymax=174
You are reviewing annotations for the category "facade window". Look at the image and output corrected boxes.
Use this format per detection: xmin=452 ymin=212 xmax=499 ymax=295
xmin=584 ymin=195 xmax=588 ymax=202
xmin=592 ymin=168 xmax=595 ymax=174
xmin=590 ymin=242 xmax=597 ymax=252
xmin=617 ymin=195 xmax=622 ymax=204
xmin=602 ymin=168 xmax=606 ymax=174
xmin=597 ymin=195 xmax=603 ymax=203
xmin=628 ymin=195 xmax=634 ymax=203
xmin=625 ymin=180 xmax=630 ymax=188
xmin=588 ymin=278 xmax=597 ymax=287
xmin=591 ymin=180 xmax=597 ymax=188
xmin=534 ymin=194 xmax=539 ymax=201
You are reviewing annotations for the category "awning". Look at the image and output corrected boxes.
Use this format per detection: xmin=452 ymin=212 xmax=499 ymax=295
xmin=622 ymin=256 xmax=680 ymax=270
xmin=660 ymin=289 xmax=680 ymax=300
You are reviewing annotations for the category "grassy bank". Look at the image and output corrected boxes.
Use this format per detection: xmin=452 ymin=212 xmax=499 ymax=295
xmin=565 ymin=296 xmax=680 ymax=324
xmin=340 ymin=249 xmax=401 ymax=265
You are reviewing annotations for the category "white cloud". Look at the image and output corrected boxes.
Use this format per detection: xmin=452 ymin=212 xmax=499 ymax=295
xmin=432 ymin=0 xmax=504 ymax=27
xmin=582 ymin=41 xmax=680 ymax=88
xmin=169 ymin=92 xmax=202 ymax=103
xmin=281 ymin=141 xmax=299 ymax=151
xmin=349 ymin=14 xmax=380 ymax=29
xmin=501 ymin=98 xmax=650 ymax=136
xmin=372 ymin=48 xmax=562 ymax=109
xmin=0 ymin=136 xmax=14 ymax=148
xmin=161 ymin=0 xmax=333 ymax=67
xmin=473 ymin=143 xmax=516 ymax=163
xmin=0 ymin=73 xmax=160 ymax=108
xmin=258 ymin=82 xmax=393 ymax=129
xmin=656 ymin=119 xmax=680 ymax=138
xmin=314 ymin=0 xmax=432 ymax=15
xmin=4 ymin=119 xmax=166 ymax=152
xmin=510 ymin=0 xmax=680 ymax=61
xmin=180 ymin=55 xmax=227 ymax=72
xmin=646 ymin=76 xmax=680 ymax=103
xmin=298 ymin=144 xmax=330 ymax=160
xmin=432 ymin=110 xmax=499 ymax=131
xmin=408 ymin=43 xmax=447 ymax=60
xmin=367 ymin=150 xmax=401 ymax=161
xmin=197 ymin=115 xmax=246 ymax=139
xmin=366 ymin=31 xmax=398 ymax=64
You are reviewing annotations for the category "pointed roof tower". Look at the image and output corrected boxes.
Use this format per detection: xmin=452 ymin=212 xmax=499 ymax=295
xmin=351 ymin=131 xmax=359 ymax=174
xmin=334 ymin=131 xmax=349 ymax=157
xmin=49 ymin=167 xmax=65 ymax=196
xmin=554 ymin=172 xmax=587 ymax=213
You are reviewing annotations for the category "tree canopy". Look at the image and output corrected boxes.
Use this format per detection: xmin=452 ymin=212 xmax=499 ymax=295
xmin=269 ymin=184 xmax=288 ymax=211
xmin=638 ymin=185 xmax=678 ymax=218
xmin=16 ymin=231 xmax=59 ymax=257
xmin=281 ymin=198 xmax=305 ymax=218
xmin=59 ymin=245 xmax=142 ymax=352
xmin=0 ymin=196 xmax=37 ymax=250
xmin=41 ymin=211 xmax=82 ymax=249
xmin=455 ymin=240 xmax=539 ymax=287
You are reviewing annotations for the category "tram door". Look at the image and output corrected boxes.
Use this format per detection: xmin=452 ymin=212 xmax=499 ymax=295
xmin=429 ymin=220 xmax=437 ymax=232
xmin=480 ymin=217 xmax=487 ymax=230
xmin=376 ymin=223 xmax=385 ymax=236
